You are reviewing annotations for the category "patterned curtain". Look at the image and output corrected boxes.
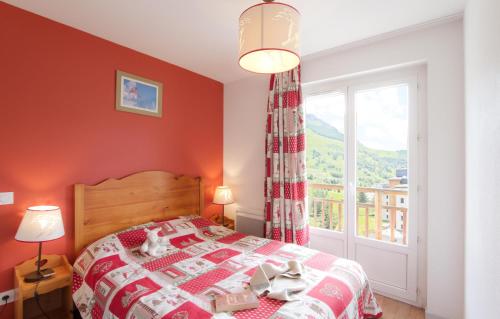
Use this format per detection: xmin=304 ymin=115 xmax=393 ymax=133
xmin=264 ymin=66 xmax=309 ymax=246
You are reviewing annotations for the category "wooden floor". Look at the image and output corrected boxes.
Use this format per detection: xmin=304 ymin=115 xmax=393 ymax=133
xmin=375 ymin=294 xmax=425 ymax=319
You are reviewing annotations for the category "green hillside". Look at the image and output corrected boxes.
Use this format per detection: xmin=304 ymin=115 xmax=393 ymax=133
xmin=306 ymin=114 xmax=407 ymax=187
xmin=306 ymin=114 xmax=344 ymax=140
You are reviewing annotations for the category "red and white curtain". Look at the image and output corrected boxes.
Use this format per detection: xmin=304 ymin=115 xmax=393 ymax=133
xmin=264 ymin=66 xmax=309 ymax=246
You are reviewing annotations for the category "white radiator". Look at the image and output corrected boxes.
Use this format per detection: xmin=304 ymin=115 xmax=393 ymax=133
xmin=235 ymin=208 xmax=264 ymax=237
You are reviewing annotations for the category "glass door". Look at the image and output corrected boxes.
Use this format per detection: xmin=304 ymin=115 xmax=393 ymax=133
xmin=305 ymin=68 xmax=422 ymax=303
xmin=347 ymin=78 xmax=419 ymax=303
xmin=305 ymin=90 xmax=348 ymax=258
xmin=354 ymin=83 xmax=410 ymax=245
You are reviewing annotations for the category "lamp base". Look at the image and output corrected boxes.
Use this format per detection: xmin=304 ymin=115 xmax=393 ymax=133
xmin=24 ymin=268 xmax=55 ymax=283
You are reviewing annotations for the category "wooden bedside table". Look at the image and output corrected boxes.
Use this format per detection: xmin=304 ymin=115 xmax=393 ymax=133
xmin=210 ymin=214 xmax=235 ymax=230
xmin=14 ymin=255 xmax=73 ymax=319
xmin=223 ymin=218 xmax=235 ymax=230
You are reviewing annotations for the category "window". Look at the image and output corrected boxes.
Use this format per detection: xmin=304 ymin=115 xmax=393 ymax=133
xmin=300 ymin=66 xmax=423 ymax=302
xmin=354 ymin=83 xmax=409 ymax=244
xmin=306 ymin=92 xmax=346 ymax=231
xmin=304 ymin=70 xmax=418 ymax=246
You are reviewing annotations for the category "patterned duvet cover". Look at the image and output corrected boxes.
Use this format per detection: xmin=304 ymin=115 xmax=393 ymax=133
xmin=73 ymin=216 xmax=382 ymax=319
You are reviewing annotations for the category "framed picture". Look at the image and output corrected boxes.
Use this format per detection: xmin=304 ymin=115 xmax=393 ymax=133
xmin=116 ymin=70 xmax=163 ymax=117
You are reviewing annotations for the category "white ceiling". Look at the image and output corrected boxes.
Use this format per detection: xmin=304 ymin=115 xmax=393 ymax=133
xmin=5 ymin=0 xmax=465 ymax=83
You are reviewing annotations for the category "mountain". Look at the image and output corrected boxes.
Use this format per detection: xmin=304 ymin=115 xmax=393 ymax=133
xmin=306 ymin=114 xmax=344 ymax=141
xmin=306 ymin=115 xmax=407 ymax=187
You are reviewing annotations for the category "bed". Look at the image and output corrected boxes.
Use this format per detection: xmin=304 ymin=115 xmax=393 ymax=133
xmin=72 ymin=171 xmax=382 ymax=319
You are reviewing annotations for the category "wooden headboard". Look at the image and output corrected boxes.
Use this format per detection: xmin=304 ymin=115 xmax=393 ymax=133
xmin=74 ymin=171 xmax=204 ymax=254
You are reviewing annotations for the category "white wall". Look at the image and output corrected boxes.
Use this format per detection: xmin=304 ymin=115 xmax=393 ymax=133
xmin=224 ymin=20 xmax=464 ymax=319
xmin=224 ymin=75 xmax=269 ymax=220
xmin=464 ymin=0 xmax=500 ymax=317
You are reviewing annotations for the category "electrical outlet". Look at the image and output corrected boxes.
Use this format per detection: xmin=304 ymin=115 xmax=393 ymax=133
xmin=0 ymin=289 xmax=15 ymax=304
xmin=0 ymin=192 xmax=14 ymax=205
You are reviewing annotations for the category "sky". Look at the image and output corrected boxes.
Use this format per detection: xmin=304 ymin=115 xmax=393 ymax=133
xmin=123 ymin=79 xmax=158 ymax=110
xmin=305 ymin=84 xmax=409 ymax=151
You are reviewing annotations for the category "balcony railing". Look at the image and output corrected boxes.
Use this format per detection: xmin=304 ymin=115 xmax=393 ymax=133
xmin=309 ymin=183 xmax=409 ymax=245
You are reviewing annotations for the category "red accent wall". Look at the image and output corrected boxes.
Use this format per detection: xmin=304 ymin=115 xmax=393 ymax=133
xmin=0 ymin=3 xmax=223 ymax=314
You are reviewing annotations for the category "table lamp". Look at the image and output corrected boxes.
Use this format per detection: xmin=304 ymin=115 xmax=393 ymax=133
xmin=213 ymin=186 xmax=234 ymax=225
xmin=15 ymin=206 xmax=65 ymax=283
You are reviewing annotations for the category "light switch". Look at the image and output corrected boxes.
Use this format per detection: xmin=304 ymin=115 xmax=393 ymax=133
xmin=0 ymin=192 xmax=14 ymax=205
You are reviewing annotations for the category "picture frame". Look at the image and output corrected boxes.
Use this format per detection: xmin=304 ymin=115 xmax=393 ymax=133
xmin=116 ymin=70 xmax=163 ymax=118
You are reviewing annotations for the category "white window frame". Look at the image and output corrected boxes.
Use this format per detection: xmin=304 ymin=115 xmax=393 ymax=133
xmin=303 ymin=64 xmax=428 ymax=307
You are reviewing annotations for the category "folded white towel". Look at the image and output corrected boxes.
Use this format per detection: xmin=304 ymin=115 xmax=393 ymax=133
xmin=249 ymin=261 xmax=306 ymax=301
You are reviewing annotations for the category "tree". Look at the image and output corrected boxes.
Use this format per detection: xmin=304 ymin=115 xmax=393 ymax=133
xmin=358 ymin=192 xmax=368 ymax=203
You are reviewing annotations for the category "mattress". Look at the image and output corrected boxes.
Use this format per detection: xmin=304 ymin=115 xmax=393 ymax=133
xmin=73 ymin=216 xmax=382 ymax=318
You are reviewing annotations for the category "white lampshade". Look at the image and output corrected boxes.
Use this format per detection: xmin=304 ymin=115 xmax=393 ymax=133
xmin=239 ymin=1 xmax=301 ymax=74
xmin=15 ymin=206 xmax=65 ymax=242
xmin=213 ymin=186 xmax=234 ymax=205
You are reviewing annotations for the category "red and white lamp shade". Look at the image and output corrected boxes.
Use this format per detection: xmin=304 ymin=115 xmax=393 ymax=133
xmin=239 ymin=1 xmax=301 ymax=74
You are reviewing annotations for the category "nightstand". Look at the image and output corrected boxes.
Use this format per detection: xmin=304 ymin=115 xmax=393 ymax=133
xmin=223 ymin=218 xmax=235 ymax=230
xmin=14 ymin=255 xmax=73 ymax=319
xmin=210 ymin=214 xmax=235 ymax=230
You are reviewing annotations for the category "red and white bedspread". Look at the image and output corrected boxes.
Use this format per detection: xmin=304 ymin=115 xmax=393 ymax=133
xmin=73 ymin=216 xmax=382 ymax=319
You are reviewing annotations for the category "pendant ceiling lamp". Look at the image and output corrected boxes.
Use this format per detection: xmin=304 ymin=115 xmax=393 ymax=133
xmin=239 ymin=0 xmax=301 ymax=74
